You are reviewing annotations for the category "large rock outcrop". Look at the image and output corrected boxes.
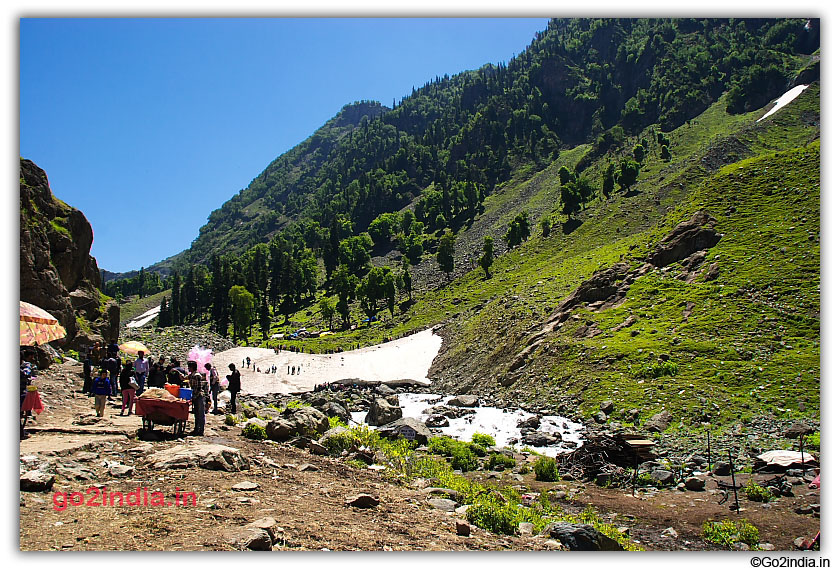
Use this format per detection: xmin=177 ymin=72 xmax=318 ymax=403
xmin=19 ymin=158 xmax=119 ymax=350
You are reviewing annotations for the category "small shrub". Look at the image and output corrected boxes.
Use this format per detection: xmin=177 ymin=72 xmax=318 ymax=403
xmin=534 ymin=456 xmax=559 ymax=482
xmin=224 ymin=414 xmax=237 ymax=426
xmin=488 ymin=453 xmax=517 ymax=470
xmin=428 ymin=436 xmax=457 ymax=456
xmin=321 ymin=430 xmax=357 ymax=456
xmin=805 ymin=431 xmax=820 ymax=450
xmin=471 ymin=433 xmax=496 ymax=448
xmin=633 ymin=361 xmax=679 ymax=379
xmin=328 ymin=416 xmax=347 ymax=429
xmin=702 ymin=519 xmax=760 ymax=548
xmin=242 ymin=422 xmax=266 ymax=440
xmin=744 ymin=479 xmax=773 ymax=503
xmin=466 ymin=498 xmax=519 ymax=535
xmin=285 ymin=400 xmax=310 ymax=410
xmin=346 ymin=459 xmax=368 ymax=469
xmin=467 ymin=442 xmax=488 ymax=457
xmin=451 ymin=446 xmax=479 ymax=472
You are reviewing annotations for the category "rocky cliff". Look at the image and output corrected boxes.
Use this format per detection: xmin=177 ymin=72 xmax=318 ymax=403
xmin=19 ymin=158 xmax=119 ymax=350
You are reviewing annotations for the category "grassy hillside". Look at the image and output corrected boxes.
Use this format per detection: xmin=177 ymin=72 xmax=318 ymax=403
xmin=242 ymin=83 xmax=819 ymax=435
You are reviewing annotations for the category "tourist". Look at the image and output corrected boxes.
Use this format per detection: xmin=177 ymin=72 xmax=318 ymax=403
xmin=134 ymin=350 xmax=149 ymax=394
xmin=82 ymin=352 xmax=93 ymax=395
xmin=103 ymin=351 xmax=121 ymax=398
xmin=119 ymin=361 xmax=137 ymax=416
xmin=187 ymin=360 xmax=208 ymax=436
xmin=92 ymin=369 xmax=111 ymax=417
xmin=205 ymin=362 xmax=221 ymax=414
xmin=149 ymin=356 xmax=166 ymax=388
xmin=227 ymin=363 xmax=241 ymax=414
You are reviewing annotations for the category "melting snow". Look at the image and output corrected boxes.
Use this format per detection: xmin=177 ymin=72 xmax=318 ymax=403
xmin=126 ymin=305 xmax=161 ymax=328
xmin=757 ymin=84 xmax=809 ymax=122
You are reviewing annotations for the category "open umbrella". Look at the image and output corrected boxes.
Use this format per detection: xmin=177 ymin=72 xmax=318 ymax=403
xmin=20 ymin=301 xmax=66 ymax=346
xmin=119 ymin=340 xmax=151 ymax=355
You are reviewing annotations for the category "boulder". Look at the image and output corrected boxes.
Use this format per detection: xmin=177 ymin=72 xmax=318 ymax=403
xmin=517 ymin=415 xmax=541 ymax=429
xmin=447 ymin=395 xmax=479 ymax=407
xmin=425 ymin=414 xmax=450 ymax=428
xmin=247 ymin=517 xmax=279 ymax=542
xmin=649 ymin=469 xmax=675 ymax=486
xmin=592 ymin=411 xmax=608 ymax=424
xmin=375 ymin=384 xmax=396 ymax=396
xmin=427 ymin=498 xmax=457 ymax=512
xmin=20 ymin=470 xmax=55 ymax=492
xmin=364 ymin=397 xmax=402 ymax=427
xmin=321 ymin=402 xmax=350 ymax=424
xmin=684 ymin=476 xmax=706 ymax=491
xmin=222 ymin=526 xmax=272 ymax=551
xmin=345 ymin=493 xmax=380 ymax=508
xmin=542 ymin=522 xmax=624 ymax=551
xmin=711 ymin=462 xmax=731 ymax=476
xmin=599 ymin=400 xmax=614 ymax=415
xmin=266 ymin=407 xmax=330 ymax=442
xmin=645 ymin=410 xmax=673 ymax=433
xmin=148 ymin=443 xmax=248 ymax=471
xmin=109 ymin=464 xmax=135 ymax=478
xmin=378 ymin=417 xmax=433 ymax=444
xmin=455 ymin=519 xmax=471 ymax=537
xmin=646 ymin=211 xmax=722 ymax=267
xmin=520 ymin=431 xmax=561 ymax=446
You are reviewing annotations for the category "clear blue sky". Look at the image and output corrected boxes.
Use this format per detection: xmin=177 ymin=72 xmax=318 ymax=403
xmin=20 ymin=18 xmax=549 ymax=273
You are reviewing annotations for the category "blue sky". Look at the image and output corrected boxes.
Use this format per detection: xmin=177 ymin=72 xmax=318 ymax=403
xmin=20 ymin=18 xmax=549 ymax=273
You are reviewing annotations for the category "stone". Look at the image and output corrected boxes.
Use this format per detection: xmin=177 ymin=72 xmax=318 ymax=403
xmin=364 ymin=398 xmax=403 ymax=427
xmin=518 ymin=522 xmax=534 ymax=536
xmin=594 ymin=473 xmax=610 ymax=487
xmin=422 ymin=488 xmax=458 ymax=501
xmin=298 ymin=463 xmax=318 ymax=472
xmin=20 ymin=470 xmax=55 ymax=492
xmin=109 ymin=464 xmax=135 ymax=478
xmin=308 ymin=440 xmax=328 ymax=456
xmin=684 ymin=476 xmax=705 ymax=491
xmin=427 ymin=498 xmax=457 ymax=512
xmin=516 ymin=415 xmax=541 ymax=430
xmin=247 ymin=517 xmax=278 ymax=542
xmin=55 ymin=465 xmax=97 ymax=481
xmin=599 ymin=400 xmax=614 ymax=415
xmin=446 ymin=395 xmax=479 ymax=407
xmin=127 ymin=443 xmax=154 ymax=455
xmin=520 ymin=431 xmax=561 ymax=446
xmin=649 ymin=469 xmax=675 ymax=486
xmin=645 ymin=410 xmax=673 ymax=433
xmin=455 ymin=519 xmax=471 ymax=537
xmin=593 ymin=411 xmax=607 ymax=424
xmin=148 ymin=443 xmax=249 ymax=471
xmin=345 ymin=493 xmax=380 ymax=508
xmin=542 ymin=522 xmax=624 ymax=551
xmin=378 ymin=417 xmax=433 ymax=444
xmin=375 ymin=384 xmax=396 ymax=396
xmin=662 ymin=527 xmax=678 ymax=538
xmin=232 ymin=481 xmax=260 ymax=491
xmin=711 ymin=462 xmax=731 ymax=476
xmin=425 ymin=414 xmax=450 ymax=428
xmin=266 ymin=406 xmax=330 ymax=442
xmin=222 ymin=526 xmax=272 ymax=551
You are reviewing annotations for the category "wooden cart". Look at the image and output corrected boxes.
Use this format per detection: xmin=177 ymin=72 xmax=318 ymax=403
xmin=135 ymin=397 xmax=190 ymax=435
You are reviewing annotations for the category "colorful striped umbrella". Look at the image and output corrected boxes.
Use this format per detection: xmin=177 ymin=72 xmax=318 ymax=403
xmin=119 ymin=340 xmax=151 ymax=355
xmin=20 ymin=301 xmax=66 ymax=346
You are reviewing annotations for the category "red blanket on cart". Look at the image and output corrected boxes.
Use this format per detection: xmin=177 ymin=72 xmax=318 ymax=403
xmin=135 ymin=398 xmax=190 ymax=421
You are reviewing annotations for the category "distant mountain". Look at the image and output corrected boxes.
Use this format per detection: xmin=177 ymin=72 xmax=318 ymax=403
xmin=142 ymin=18 xmax=818 ymax=275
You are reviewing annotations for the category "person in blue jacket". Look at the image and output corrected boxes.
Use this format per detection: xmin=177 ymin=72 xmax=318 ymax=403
xmin=92 ymin=369 xmax=111 ymax=417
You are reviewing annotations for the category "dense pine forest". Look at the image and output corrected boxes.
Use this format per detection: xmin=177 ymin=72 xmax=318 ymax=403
xmin=105 ymin=17 xmax=819 ymax=346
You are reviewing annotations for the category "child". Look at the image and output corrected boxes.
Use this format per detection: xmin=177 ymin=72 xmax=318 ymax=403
xmin=119 ymin=361 xmax=137 ymax=416
xmin=92 ymin=369 xmax=111 ymax=417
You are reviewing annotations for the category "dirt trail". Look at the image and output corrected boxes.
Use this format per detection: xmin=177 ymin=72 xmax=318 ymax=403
xmin=20 ymin=360 xmax=821 ymax=551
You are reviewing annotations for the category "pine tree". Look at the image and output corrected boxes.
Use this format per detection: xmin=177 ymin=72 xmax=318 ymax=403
xmin=437 ymin=230 xmax=456 ymax=278
xmin=479 ymin=236 xmax=494 ymax=279
xmin=170 ymin=270 xmax=181 ymax=325
xmin=158 ymin=296 xmax=171 ymax=327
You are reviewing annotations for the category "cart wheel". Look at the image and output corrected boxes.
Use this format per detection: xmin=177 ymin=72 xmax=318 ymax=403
xmin=143 ymin=418 xmax=154 ymax=431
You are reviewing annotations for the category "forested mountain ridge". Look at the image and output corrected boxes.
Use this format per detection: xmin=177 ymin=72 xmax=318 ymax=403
xmin=127 ymin=17 xmax=818 ymax=279
xmin=103 ymin=17 xmax=820 ymax=432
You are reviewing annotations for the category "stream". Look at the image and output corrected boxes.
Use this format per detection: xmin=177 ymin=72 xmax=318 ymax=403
xmin=351 ymin=392 xmax=584 ymax=457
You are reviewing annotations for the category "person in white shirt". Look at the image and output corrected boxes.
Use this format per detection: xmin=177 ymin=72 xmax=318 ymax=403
xmin=134 ymin=351 xmax=150 ymax=394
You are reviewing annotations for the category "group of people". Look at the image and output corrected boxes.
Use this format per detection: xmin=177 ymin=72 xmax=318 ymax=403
xmin=83 ymin=346 xmax=245 ymax=434
xmin=85 ymin=349 xmax=151 ymax=417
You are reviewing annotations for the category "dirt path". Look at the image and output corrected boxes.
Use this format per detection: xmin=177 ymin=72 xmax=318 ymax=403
xmin=20 ymin=360 xmax=820 ymax=551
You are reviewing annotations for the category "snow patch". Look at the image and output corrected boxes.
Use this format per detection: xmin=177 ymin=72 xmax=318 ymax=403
xmin=757 ymin=84 xmax=809 ymax=122
xmin=126 ymin=305 xmax=161 ymax=328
